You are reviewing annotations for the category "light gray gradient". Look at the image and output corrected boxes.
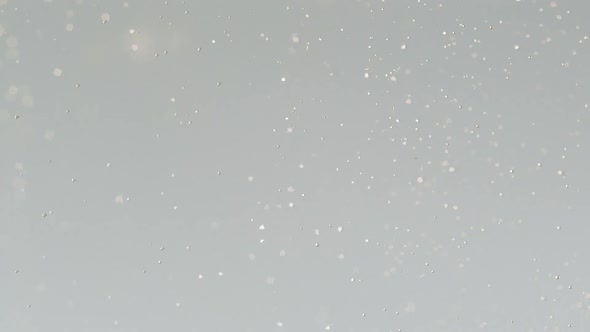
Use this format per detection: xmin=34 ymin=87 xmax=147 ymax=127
xmin=1 ymin=0 xmax=589 ymax=331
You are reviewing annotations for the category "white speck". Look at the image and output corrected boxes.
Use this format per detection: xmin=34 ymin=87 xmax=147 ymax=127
xmin=449 ymin=167 xmax=456 ymax=173
xmin=259 ymin=224 xmax=265 ymax=230
xmin=298 ymin=164 xmax=304 ymax=168
xmin=101 ymin=13 xmax=110 ymax=23
xmin=514 ymin=45 xmax=520 ymax=50
xmin=52 ymin=68 xmax=62 ymax=77
xmin=130 ymin=44 xmax=139 ymax=51
xmin=248 ymin=176 xmax=254 ymax=182
xmin=218 ymin=272 xmax=224 ymax=276
xmin=337 ymin=226 xmax=343 ymax=232
xmin=266 ymin=276 xmax=275 ymax=285
xmin=276 ymin=321 xmax=283 ymax=327
xmin=364 ymin=72 xmax=369 ymax=78
xmin=401 ymin=44 xmax=407 ymax=49
xmin=417 ymin=176 xmax=424 ymax=184
xmin=198 ymin=274 xmax=203 ymax=279
xmin=281 ymin=77 xmax=286 ymax=82
xmin=65 ymin=24 xmax=74 ymax=32
xmin=405 ymin=98 xmax=412 ymax=105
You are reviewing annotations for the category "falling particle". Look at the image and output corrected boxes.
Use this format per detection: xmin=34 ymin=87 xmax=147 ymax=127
xmin=401 ymin=44 xmax=407 ymax=49
xmin=216 ymin=171 xmax=221 ymax=175
xmin=557 ymin=169 xmax=564 ymax=176
xmin=14 ymin=115 xmax=20 ymax=119
xmin=364 ymin=72 xmax=369 ymax=78
xmin=514 ymin=45 xmax=520 ymax=50
xmin=218 ymin=272 xmax=224 ymax=276
xmin=71 ymin=178 xmax=77 ymax=183
xmin=449 ymin=167 xmax=456 ymax=173
xmin=130 ymin=44 xmax=139 ymax=51
xmin=279 ymin=249 xmax=286 ymax=256
xmin=259 ymin=224 xmax=265 ymax=230
xmin=417 ymin=176 xmax=424 ymax=184
xmin=52 ymin=68 xmax=63 ymax=77
xmin=325 ymin=325 xmax=331 ymax=330
xmin=266 ymin=276 xmax=275 ymax=285
xmin=101 ymin=13 xmax=110 ymax=23
xmin=216 ymin=82 xmax=222 ymax=86
xmin=314 ymin=242 xmax=320 ymax=247
xmin=337 ymin=226 xmax=343 ymax=232
xmin=42 ymin=212 xmax=48 ymax=218
xmin=276 ymin=322 xmax=284 ymax=327
xmin=114 ymin=195 xmax=124 ymax=204
xmin=281 ymin=77 xmax=286 ymax=82
xmin=65 ymin=23 xmax=74 ymax=31
xmin=405 ymin=98 xmax=412 ymax=105
xmin=198 ymin=274 xmax=203 ymax=279
xmin=248 ymin=176 xmax=254 ymax=182
xmin=298 ymin=164 xmax=304 ymax=168
xmin=211 ymin=39 xmax=216 ymax=44
xmin=175 ymin=303 xmax=181 ymax=307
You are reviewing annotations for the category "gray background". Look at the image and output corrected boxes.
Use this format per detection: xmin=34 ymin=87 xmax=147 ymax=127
xmin=1 ymin=0 xmax=589 ymax=331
